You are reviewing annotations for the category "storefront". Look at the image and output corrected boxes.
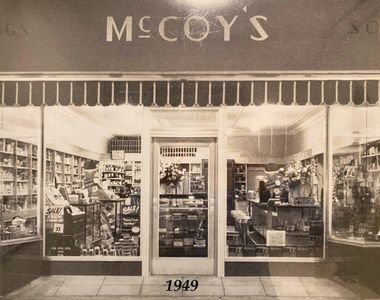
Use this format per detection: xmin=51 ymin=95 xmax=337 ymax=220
xmin=1 ymin=0 xmax=380 ymax=295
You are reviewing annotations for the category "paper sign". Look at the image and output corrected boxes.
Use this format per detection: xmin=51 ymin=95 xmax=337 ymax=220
xmin=53 ymin=223 xmax=64 ymax=233
xmin=46 ymin=206 xmax=64 ymax=223
xmin=266 ymin=230 xmax=286 ymax=247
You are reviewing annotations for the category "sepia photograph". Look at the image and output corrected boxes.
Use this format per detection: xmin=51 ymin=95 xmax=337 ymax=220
xmin=1 ymin=0 xmax=380 ymax=299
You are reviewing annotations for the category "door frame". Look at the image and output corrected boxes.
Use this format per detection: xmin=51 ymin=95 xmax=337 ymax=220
xmin=150 ymin=137 xmax=217 ymax=275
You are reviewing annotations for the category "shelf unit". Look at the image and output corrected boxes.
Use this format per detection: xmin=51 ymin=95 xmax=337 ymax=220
xmin=234 ymin=163 xmax=247 ymax=194
xmin=0 ymin=138 xmax=38 ymax=241
xmin=124 ymin=160 xmax=141 ymax=187
xmin=100 ymin=161 xmax=125 ymax=195
xmin=189 ymin=162 xmax=206 ymax=194
xmin=100 ymin=160 xmax=142 ymax=196
xmin=46 ymin=148 xmax=98 ymax=189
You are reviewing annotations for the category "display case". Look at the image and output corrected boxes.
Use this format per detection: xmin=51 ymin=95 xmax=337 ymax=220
xmin=71 ymin=202 xmax=101 ymax=246
xmin=45 ymin=206 xmax=85 ymax=256
xmin=1 ymin=138 xmax=39 ymax=241
xmin=229 ymin=200 xmax=324 ymax=257
xmin=100 ymin=198 xmax=125 ymax=239
xmin=158 ymin=194 xmax=208 ymax=257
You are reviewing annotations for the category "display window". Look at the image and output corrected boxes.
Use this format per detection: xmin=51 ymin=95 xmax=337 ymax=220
xmin=0 ymin=107 xmax=41 ymax=242
xmin=43 ymin=106 xmax=143 ymax=257
xmin=330 ymin=106 xmax=380 ymax=245
xmin=226 ymin=105 xmax=325 ymax=258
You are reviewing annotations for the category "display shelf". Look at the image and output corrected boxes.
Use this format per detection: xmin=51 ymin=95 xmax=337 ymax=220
xmin=46 ymin=148 xmax=98 ymax=188
xmin=234 ymin=163 xmax=247 ymax=194
xmin=2 ymin=208 xmax=38 ymax=222
xmin=1 ymin=138 xmax=39 ymax=242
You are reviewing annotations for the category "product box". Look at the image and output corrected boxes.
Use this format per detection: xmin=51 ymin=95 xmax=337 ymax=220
xmin=243 ymin=246 xmax=256 ymax=256
xmin=172 ymin=213 xmax=182 ymax=221
xmin=173 ymin=239 xmax=184 ymax=247
xmin=296 ymin=247 xmax=310 ymax=257
xmin=187 ymin=214 xmax=197 ymax=221
xmin=269 ymin=247 xmax=283 ymax=257
xmin=256 ymin=246 xmax=269 ymax=256
xmin=183 ymin=238 xmax=194 ymax=246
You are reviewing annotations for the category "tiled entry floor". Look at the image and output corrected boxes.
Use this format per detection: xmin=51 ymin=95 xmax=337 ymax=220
xmin=5 ymin=275 xmax=378 ymax=299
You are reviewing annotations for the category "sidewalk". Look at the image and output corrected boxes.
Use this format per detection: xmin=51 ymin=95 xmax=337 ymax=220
xmin=4 ymin=275 xmax=379 ymax=299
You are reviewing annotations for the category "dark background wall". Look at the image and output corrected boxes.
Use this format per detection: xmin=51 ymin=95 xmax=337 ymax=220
xmin=0 ymin=0 xmax=380 ymax=72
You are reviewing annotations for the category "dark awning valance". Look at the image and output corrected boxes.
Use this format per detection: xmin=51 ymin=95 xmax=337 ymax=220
xmin=1 ymin=80 xmax=379 ymax=107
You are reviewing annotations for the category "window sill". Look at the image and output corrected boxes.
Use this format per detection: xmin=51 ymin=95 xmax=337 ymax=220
xmin=43 ymin=256 xmax=142 ymax=261
xmin=0 ymin=235 xmax=42 ymax=247
xmin=328 ymin=237 xmax=380 ymax=248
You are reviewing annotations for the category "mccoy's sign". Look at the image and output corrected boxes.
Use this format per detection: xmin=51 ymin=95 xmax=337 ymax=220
xmin=0 ymin=0 xmax=380 ymax=72
xmin=106 ymin=12 xmax=268 ymax=42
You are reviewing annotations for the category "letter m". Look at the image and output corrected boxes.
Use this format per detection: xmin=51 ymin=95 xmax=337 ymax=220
xmin=106 ymin=16 xmax=132 ymax=42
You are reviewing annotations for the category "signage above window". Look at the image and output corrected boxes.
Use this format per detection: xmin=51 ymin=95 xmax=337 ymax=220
xmin=1 ymin=0 xmax=380 ymax=72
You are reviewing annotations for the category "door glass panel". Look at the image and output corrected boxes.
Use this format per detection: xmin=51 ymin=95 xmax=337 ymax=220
xmin=158 ymin=145 xmax=209 ymax=257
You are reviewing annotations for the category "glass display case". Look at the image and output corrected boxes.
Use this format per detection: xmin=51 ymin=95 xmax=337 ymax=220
xmin=71 ymin=202 xmax=101 ymax=246
xmin=159 ymin=194 xmax=208 ymax=257
xmin=1 ymin=138 xmax=39 ymax=241
xmin=331 ymin=106 xmax=380 ymax=245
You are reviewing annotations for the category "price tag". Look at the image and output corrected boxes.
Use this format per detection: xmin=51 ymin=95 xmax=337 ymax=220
xmin=266 ymin=230 xmax=286 ymax=247
xmin=53 ymin=223 xmax=64 ymax=233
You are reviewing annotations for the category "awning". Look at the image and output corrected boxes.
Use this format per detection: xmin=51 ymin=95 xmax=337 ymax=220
xmin=0 ymin=80 xmax=379 ymax=107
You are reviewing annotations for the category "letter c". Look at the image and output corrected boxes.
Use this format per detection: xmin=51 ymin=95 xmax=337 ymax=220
xmin=159 ymin=16 xmax=178 ymax=42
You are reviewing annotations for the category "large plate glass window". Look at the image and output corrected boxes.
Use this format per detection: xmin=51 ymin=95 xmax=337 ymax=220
xmin=44 ymin=106 xmax=143 ymax=257
xmin=226 ymin=105 xmax=325 ymax=257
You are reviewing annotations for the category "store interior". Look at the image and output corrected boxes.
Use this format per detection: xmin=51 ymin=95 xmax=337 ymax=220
xmin=1 ymin=104 xmax=379 ymax=261
xmin=42 ymin=106 xmax=144 ymax=256
xmin=225 ymin=106 xmax=325 ymax=257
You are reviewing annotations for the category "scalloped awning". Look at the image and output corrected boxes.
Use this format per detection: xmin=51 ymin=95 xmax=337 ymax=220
xmin=1 ymin=80 xmax=378 ymax=107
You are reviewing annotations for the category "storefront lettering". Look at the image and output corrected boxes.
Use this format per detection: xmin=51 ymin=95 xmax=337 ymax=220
xmin=350 ymin=20 xmax=379 ymax=34
xmin=0 ymin=24 xmax=28 ymax=36
xmin=106 ymin=14 xmax=268 ymax=42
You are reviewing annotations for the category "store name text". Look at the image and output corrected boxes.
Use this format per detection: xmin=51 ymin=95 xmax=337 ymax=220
xmin=106 ymin=15 xmax=268 ymax=42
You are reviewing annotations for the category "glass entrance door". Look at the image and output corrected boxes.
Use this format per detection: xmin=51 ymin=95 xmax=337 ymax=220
xmin=152 ymin=138 xmax=216 ymax=275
